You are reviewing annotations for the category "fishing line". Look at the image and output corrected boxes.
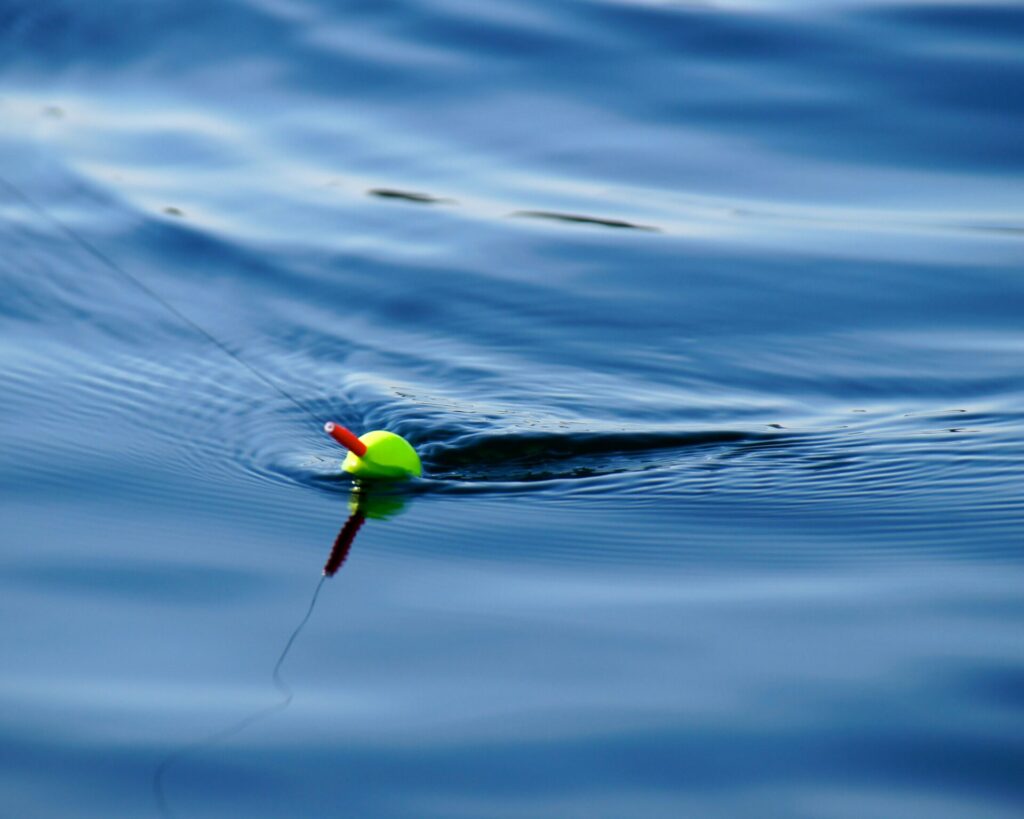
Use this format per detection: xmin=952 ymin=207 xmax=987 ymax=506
xmin=153 ymin=575 xmax=328 ymax=819
xmin=0 ymin=172 xmax=325 ymax=426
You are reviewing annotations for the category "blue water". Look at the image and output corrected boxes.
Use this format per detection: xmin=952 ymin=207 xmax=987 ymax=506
xmin=2 ymin=1 xmax=1023 ymax=816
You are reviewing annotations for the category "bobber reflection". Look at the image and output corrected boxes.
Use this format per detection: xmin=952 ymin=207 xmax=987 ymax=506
xmin=323 ymin=486 xmax=410 ymax=577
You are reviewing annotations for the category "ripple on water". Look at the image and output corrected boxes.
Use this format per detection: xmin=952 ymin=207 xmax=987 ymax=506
xmin=1 ymin=85 xmax=1022 ymax=573
xmin=1 ymin=4 xmax=1023 ymax=819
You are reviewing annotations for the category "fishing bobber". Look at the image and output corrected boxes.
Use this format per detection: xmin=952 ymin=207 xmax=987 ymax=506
xmin=324 ymin=422 xmax=422 ymax=479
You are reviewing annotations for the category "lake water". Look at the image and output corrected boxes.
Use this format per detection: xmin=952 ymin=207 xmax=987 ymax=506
xmin=1 ymin=1 xmax=1023 ymax=817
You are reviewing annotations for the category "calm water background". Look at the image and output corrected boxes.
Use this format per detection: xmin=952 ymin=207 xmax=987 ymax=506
xmin=2 ymin=1 xmax=1023 ymax=817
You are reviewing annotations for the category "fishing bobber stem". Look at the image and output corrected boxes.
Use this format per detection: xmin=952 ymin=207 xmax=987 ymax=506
xmin=324 ymin=422 xmax=367 ymax=457
xmin=324 ymin=421 xmax=422 ymax=480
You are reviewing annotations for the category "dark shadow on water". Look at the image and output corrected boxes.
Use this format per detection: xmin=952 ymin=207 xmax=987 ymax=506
xmin=366 ymin=191 xmax=657 ymax=231
xmin=511 ymin=210 xmax=658 ymax=231
xmin=368 ymin=188 xmax=454 ymax=205
xmin=422 ymin=428 xmax=759 ymax=473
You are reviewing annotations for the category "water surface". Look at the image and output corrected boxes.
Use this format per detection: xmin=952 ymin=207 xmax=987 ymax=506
xmin=1 ymin=1 xmax=1023 ymax=817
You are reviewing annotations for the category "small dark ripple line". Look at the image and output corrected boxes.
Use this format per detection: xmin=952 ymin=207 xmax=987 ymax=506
xmin=0 ymin=173 xmax=325 ymax=427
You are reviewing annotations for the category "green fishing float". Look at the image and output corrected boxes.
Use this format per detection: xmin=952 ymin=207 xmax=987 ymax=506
xmin=324 ymin=421 xmax=422 ymax=480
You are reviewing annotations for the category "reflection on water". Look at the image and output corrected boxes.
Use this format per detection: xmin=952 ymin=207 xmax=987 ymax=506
xmin=324 ymin=487 xmax=412 ymax=577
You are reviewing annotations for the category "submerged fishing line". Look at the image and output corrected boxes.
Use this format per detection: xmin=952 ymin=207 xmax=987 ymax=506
xmin=153 ymin=575 xmax=328 ymax=819
xmin=0 ymin=173 xmax=325 ymax=425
